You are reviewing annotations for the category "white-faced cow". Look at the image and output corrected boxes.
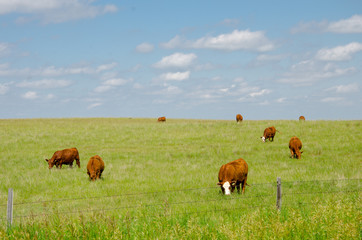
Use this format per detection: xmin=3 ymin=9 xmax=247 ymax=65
xmin=217 ymin=158 xmax=248 ymax=195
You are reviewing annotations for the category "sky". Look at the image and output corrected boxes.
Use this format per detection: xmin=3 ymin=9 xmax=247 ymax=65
xmin=0 ymin=0 xmax=361 ymax=120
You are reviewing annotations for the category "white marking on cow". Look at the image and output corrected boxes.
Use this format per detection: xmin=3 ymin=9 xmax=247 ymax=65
xmin=262 ymin=136 xmax=266 ymax=142
xmin=223 ymin=181 xmax=231 ymax=195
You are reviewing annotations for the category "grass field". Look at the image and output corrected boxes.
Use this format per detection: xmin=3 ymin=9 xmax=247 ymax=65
xmin=0 ymin=118 xmax=361 ymax=239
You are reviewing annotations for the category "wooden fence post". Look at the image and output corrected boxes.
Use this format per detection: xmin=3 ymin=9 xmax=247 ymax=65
xmin=7 ymin=188 xmax=13 ymax=230
xmin=276 ymin=177 xmax=281 ymax=210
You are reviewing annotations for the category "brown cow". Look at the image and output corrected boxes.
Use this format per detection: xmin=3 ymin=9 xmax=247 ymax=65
xmin=299 ymin=116 xmax=305 ymax=121
xmin=289 ymin=136 xmax=303 ymax=159
xmin=45 ymin=148 xmax=80 ymax=169
xmin=236 ymin=114 xmax=243 ymax=122
xmin=158 ymin=116 xmax=166 ymax=122
xmin=261 ymin=126 xmax=278 ymax=142
xmin=87 ymin=155 xmax=105 ymax=181
xmin=217 ymin=158 xmax=248 ymax=195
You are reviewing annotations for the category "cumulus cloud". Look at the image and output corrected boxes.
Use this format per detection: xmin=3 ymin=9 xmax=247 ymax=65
xmin=160 ymin=71 xmax=190 ymax=81
xmin=22 ymin=91 xmax=38 ymax=99
xmin=136 ymin=42 xmax=154 ymax=53
xmin=16 ymin=79 xmax=71 ymax=89
xmin=292 ymin=14 xmax=362 ymax=34
xmin=154 ymin=53 xmax=197 ymax=68
xmin=325 ymin=83 xmax=359 ymax=93
xmin=316 ymin=42 xmax=362 ymax=61
xmin=0 ymin=0 xmax=118 ymax=24
xmin=161 ymin=29 xmax=274 ymax=52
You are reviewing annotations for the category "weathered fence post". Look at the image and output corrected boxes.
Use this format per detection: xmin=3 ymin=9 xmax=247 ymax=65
xmin=7 ymin=188 xmax=13 ymax=230
xmin=276 ymin=177 xmax=281 ymax=210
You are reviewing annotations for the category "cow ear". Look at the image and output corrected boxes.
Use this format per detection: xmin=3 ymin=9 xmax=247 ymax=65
xmin=45 ymin=159 xmax=49 ymax=162
xmin=217 ymin=182 xmax=222 ymax=186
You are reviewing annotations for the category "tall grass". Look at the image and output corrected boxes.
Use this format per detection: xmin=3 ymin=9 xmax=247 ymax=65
xmin=0 ymin=118 xmax=360 ymax=239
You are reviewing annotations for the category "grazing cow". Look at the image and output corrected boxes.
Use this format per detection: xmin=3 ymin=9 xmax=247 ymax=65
xmin=289 ymin=136 xmax=303 ymax=159
xmin=158 ymin=116 xmax=166 ymax=122
xmin=45 ymin=148 xmax=80 ymax=169
xmin=261 ymin=126 xmax=278 ymax=142
xmin=87 ymin=155 xmax=105 ymax=181
xmin=217 ymin=158 xmax=248 ymax=195
xmin=236 ymin=114 xmax=243 ymax=122
xmin=299 ymin=116 xmax=305 ymax=121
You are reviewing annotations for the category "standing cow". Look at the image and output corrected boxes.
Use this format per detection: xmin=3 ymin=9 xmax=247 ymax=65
xmin=217 ymin=158 xmax=248 ymax=195
xmin=87 ymin=155 xmax=105 ymax=181
xmin=158 ymin=116 xmax=166 ymax=122
xmin=236 ymin=114 xmax=243 ymax=122
xmin=289 ymin=136 xmax=303 ymax=159
xmin=261 ymin=126 xmax=278 ymax=142
xmin=45 ymin=148 xmax=80 ymax=169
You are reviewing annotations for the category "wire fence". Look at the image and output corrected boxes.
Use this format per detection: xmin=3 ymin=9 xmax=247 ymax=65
xmin=1 ymin=178 xmax=361 ymax=225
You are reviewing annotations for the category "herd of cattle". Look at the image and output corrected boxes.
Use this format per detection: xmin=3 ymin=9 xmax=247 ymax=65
xmin=45 ymin=115 xmax=305 ymax=196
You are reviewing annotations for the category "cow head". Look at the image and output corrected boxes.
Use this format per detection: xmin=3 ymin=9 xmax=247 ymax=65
xmin=217 ymin=181 xmax=236 ymax=195
xmin=88 ymin=170 xmax=98 ymax=181
xmin=261 ymin=136 xmax=266 ymax=142
xmin=45 ymin=158 xmax=57 ymax=169
xmin=296 ymin=151 xmax=303 ymax=159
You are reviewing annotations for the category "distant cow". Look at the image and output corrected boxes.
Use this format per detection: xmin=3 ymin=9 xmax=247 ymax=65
xmin=289 ymin=136 xmax=303 ymax=159
xmin=261 ymin=126 xmax=278 ymax=142
xmin=236 ymin=114 xmax=243 ymax=122
xmin=158 ymin=116 xmax=166 ymax=122
xmin=217 ymin=158 xmax=248 ymax=195
xmin=87 ymin=155 xmax=105 ymax=181
xmin=299 ymin=116 xmax=305 ymax=121
xmin=45 ymin=148 xmax=80 ymax=169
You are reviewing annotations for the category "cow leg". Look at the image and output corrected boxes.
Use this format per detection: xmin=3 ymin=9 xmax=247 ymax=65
xmin=236 ymin=183 xmax=241 ymax=194
xmin=242 ymin=177 xmax=247 ymax=194
xmin=76 ymin=158 xmax=81 ymax=168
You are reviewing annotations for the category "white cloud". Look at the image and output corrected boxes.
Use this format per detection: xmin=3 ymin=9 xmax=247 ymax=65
xmin=278 ymin=60 xmax=355 ymax=85
xmin=316 ymin=42 xmax=362 ymax=61
xmin=0 ymin=42 xmax=11 ymax=56
xmin=325 ymin=83 xmax=359 ymax=93
xmin=154 ymin=53 xmax=197 ymax=68
xmin=249 ymin=89 xmax=271 ymax=97
xmin=136 ymin=42 xmax=154 ymax=53
xmin=22 ymin=91 xmax=38 ymax=99
xmin=327 ymin=15 xmax=362 ymax=33
xmin=321 ymin=97 xmax=344 ymax=103
xmin=94 ymin=85 xmax=112 ymax=93
xmin=96 ymin=62 xmax=117 ymax=72
xmin=292 ymin=15 xmax=362 ymax=34
xmin=276 ymin=98 xmax=287 ymax=103
xmin=0 ymin=0 xmax=118 ymax=24
xmin=16 ymin=79 xmax=71 ymax=89
xmin=160 ymin=71 xmax=190 ymax=81
xmin=0 ymin=83 xmax=10 ymax=94
xmin=94 ymin=78 xmax=131 ymax=93
xmin=103 ymin=78 xmax=128 ymax=86
xmin=87 ymin=102 xmax=102 ymax=109
xmin=161 ymin=29 xmax=274 ymax=52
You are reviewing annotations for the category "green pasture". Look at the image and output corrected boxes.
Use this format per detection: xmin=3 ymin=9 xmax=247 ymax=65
xmin=0 ymin=118 xmax=361 ymax=239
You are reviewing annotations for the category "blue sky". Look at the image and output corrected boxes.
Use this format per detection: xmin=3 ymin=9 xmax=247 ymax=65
xmin=0 ymin=0 xmax=361 ymax=120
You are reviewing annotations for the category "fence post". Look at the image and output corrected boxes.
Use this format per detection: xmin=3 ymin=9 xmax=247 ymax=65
xmin=276 ymin=177 xmax=281 ymax=210
xmin=7 ymin=188 xmax=13 ymax=230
